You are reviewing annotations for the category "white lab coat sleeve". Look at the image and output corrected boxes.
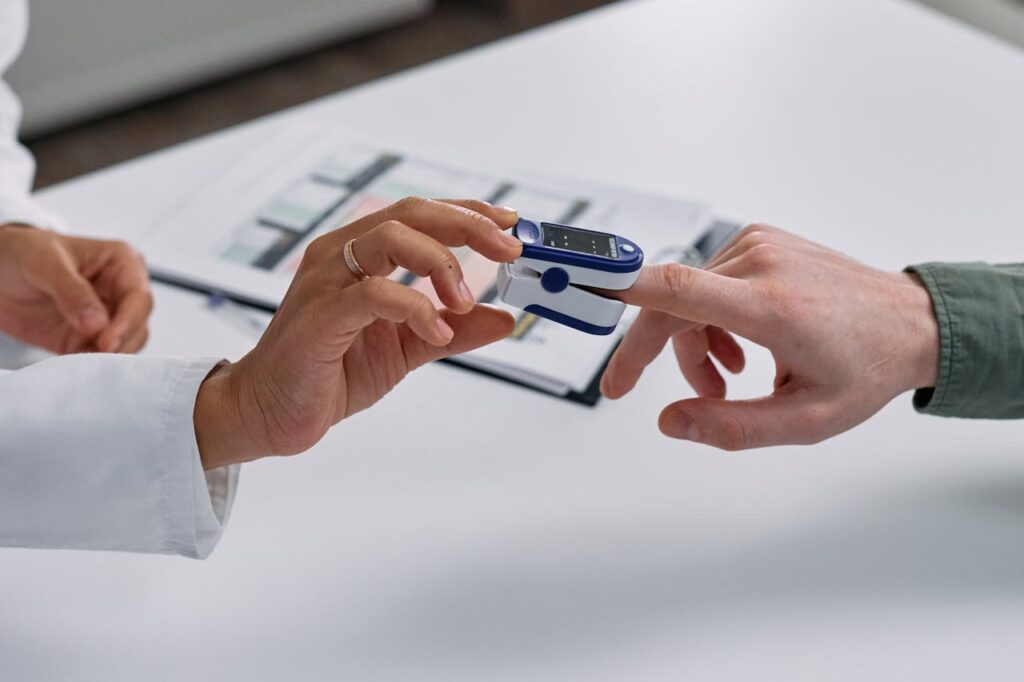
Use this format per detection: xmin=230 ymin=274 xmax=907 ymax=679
xmin=0 ymin=354 xmax=240 ymax=559
xmin=0 ymin=0 xmax=63 ymax=230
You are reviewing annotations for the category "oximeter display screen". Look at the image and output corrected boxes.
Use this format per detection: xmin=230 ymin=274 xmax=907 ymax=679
xmin=541 ymin=223 xmax=616 ymax=258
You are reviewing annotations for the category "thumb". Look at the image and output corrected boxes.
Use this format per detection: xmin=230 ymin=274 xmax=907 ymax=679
xmin=36 ymin=252 xmax=110 ymax=337
xmin=658 ymin=392 xmax=829 ymax=451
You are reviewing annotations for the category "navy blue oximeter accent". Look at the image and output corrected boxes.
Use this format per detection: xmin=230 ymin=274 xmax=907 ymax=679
xmin=524 ymin=304 xmax=617 ymax=336
xmin=540 ymin=267 xmax=570 ymax=293
xmin=513 ymin=219 xmax=643 ymax=274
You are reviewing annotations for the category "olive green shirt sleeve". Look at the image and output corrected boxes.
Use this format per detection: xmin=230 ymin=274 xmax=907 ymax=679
xmin=905 ymin=262 xmax=1024 ymax=419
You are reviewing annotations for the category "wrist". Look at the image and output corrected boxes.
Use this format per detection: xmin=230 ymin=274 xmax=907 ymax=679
xmin=896 ymin=271 xmax=940 ymax=391
xmin=194 ymin=360 xmax=267 ymax=469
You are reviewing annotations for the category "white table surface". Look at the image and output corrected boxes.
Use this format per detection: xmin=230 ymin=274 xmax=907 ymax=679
xmin=5 ymin=0 xmax=1024 ymax=679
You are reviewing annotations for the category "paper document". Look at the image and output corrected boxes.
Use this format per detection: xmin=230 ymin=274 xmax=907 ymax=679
xmin=131 ymin=124 xmax=735 ymax=402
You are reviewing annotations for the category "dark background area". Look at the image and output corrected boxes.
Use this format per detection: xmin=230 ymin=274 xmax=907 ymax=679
xmin=25 ymin=0 xmax=619 ymax=189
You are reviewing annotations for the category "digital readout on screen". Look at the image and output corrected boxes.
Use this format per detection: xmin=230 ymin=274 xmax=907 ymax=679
xmin=541 ymin=223 xmax=617 ymax=258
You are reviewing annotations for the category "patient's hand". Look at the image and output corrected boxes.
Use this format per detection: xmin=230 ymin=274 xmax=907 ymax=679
xmin=194 ymin=198 xmax=522 ymax=468
xmin=601 ymin=224 xmax=940 ymax=450
xmin=0 ymin=224 xmax=152 ymax=354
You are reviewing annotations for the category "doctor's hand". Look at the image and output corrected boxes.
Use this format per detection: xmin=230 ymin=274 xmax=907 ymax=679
xmin=0 ymin=224 xmax=152 ymax=354
xmin=601 ymin=225 xmax=940 ymax=450
xmin=194 ymin=198 xmax=522 ymax=469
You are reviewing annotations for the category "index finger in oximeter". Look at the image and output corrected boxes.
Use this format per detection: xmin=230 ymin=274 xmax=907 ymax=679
xmin=496 ymin=218 xmax=643 ymax=335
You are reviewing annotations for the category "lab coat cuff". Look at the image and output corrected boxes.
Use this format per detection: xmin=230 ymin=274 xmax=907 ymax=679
xmin=0 ymin=193 xmax=66 ymax=232
xmin=160 ymin=357 xmax=240 ymax=559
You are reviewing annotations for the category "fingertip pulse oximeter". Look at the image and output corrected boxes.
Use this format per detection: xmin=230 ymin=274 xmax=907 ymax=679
xmin=496 ymin=218 xmax=643 ymax=335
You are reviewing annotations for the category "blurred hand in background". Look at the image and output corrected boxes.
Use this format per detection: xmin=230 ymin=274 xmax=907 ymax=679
xmin=0 ymin=224 xmax=153 ymax=354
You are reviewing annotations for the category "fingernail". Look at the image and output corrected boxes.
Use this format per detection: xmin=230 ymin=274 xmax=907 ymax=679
xmin=436 ymin=317 xmax=455 ymax=342
xmin=80 ymin=306 xmax=108 ymax=330
xmin=662 ymin=411 xmax=699 ymax=440
xmin=498 ymin=231 xmax=522 ymax=248
xmin=496 ymin=205 xmax=518 ymax=217
xmin=458 ymin=279 xmax=475 ymax=305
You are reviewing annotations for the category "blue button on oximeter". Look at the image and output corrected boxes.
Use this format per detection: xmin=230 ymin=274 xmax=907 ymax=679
xmin=496 ymin=218 xmax=644 ymax=335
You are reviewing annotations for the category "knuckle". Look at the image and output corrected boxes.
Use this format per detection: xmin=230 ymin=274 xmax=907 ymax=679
xmin=378 ymin=219 xmax=407 ymax=239
xmin=452 ymin=206 xmax=495 ymax=240
xmin=303 ymin=234 xmax=332 ymax=264
xmin=656 ymin=262 xmax=694 ymax=293
xmin=456 ymin=199 xmax=489 ymax=214
xmin=734 ymin=232 xmax=767 ymax=252
xmin=716 ymin=414 xmax=753 ymax=451
xmin=375 ymin=220 xmax=411 ymax=254
xmin=113 ymin=240 xmax=134 ymax=256
xmin=725 ymin=224 xmax=780 ymax=258
xmin=436 ymin=248 xmax=459 ymax=272
xmin=392 ymin=196 xmax=427 ymax=214
xmin=399 ymin=289 xmax=435 ymax=321
xmin=743 ymin=242 xmax=784 ymax=270
xmin=740 ymin=222 xmax=776 ymax=238
xmin=418 ymin=296 xmax=437 ymax=319
xmin=359 ymin=276 xmax=388 ymax=300
xmin=105 ymin=239 xmax=140 ymax=262
xmin=464 ymin=206 xmax=494 ymax=228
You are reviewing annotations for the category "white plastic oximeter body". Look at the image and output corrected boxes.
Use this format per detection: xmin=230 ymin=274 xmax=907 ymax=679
xmin=496 ymin=218 xmax=644 ymax=335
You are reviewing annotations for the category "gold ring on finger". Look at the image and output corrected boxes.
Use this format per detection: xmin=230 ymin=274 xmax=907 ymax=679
xmin=343 ymin=238 xmax=371 ymax=281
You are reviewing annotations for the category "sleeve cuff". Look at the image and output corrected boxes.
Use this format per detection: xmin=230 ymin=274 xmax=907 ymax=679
xmin=905 ymin=264 xmax=955 ymax=415
xmin=0 ymin=193 xmax=66 ymax=232
xmin=157 ymin=358 xmax=240 ymax=559
xmin=0 ymin=354 xmax=239 ymax=558
xmin=905 ymin=262 xmax=1024 ymax=419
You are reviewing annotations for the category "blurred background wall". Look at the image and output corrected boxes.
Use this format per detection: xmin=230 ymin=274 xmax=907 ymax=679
xmin=15 ymin=0 xmax=621 ymax=187
xmin=8 ymin=0 xmax=435 ymax=137
xmin=10 ymin=0 xmax=1023 ymax=188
